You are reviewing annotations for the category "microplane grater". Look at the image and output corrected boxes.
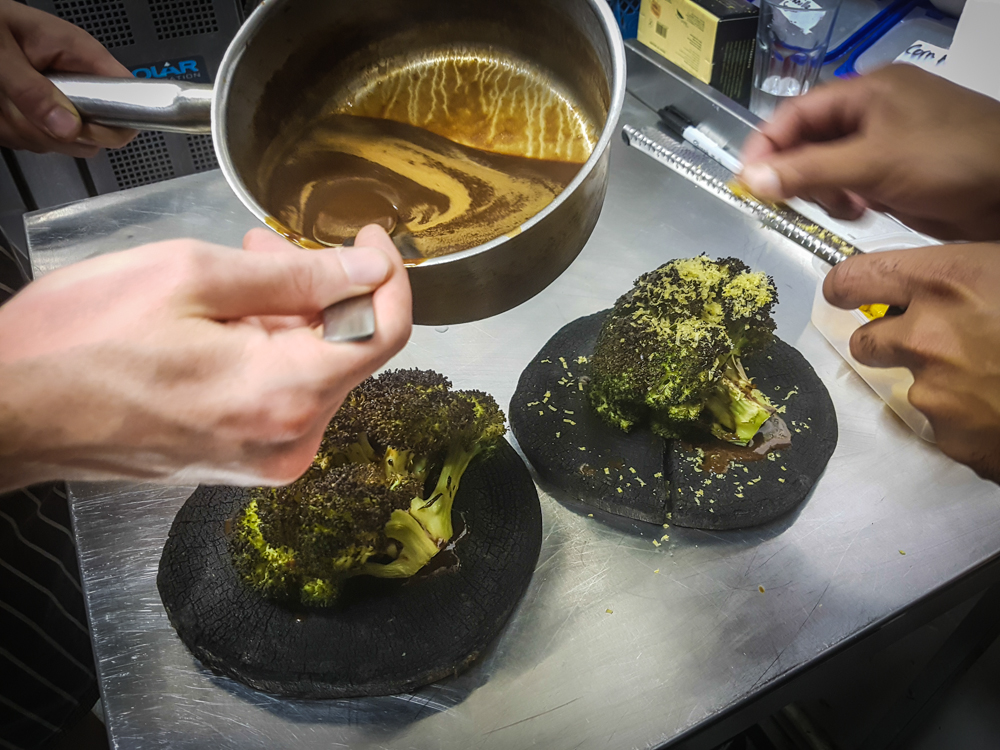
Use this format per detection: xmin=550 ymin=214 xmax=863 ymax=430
xmin=621 ymin=124 xmax=862 ymax=266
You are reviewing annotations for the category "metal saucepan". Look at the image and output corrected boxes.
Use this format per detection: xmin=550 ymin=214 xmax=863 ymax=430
xmin=50 ymin=0 xmax=626 ymax=331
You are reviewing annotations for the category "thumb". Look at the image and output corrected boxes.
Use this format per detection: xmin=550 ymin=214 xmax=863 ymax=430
xmin=0 ymin=27 xmax=81 ymax=141
xmin=354 ymin=223 xmax=399 ymax=257
xmin=187 ymin=243 xmax=393 ymax=320
xmin=740 ymin=138 xmax=883 ymax=203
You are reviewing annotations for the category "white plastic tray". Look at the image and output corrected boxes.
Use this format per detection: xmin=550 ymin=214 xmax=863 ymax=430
xmin=810 ymin=232 xmax=936 ymax=442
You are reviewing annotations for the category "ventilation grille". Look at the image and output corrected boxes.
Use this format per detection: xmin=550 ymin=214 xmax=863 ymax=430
xmin=149 ymin=0 xmax=220 ymax=40
xmin=186 ymin=134 xmax=219 ymax=172
xmin=107 ymin=132 xmax=176 ymax=190
xmin=53 ymin=0 xmax=134 ymax=48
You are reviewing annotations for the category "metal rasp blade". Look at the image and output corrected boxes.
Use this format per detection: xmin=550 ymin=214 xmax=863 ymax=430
xmin=621 ymin=124 xmax=862 ymax=266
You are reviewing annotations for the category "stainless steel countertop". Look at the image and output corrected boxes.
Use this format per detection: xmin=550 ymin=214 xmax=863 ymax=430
xmin=26 ymin=92 xmax=1000 ymax=750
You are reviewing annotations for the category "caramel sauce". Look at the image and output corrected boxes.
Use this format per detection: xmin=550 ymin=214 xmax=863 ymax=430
xmin=691 ymin=416 xmax=793 ymax=475
xmin=260 ymin=114 xmax=584 ymax=258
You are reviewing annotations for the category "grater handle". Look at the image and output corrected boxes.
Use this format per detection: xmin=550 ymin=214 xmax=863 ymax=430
xmin=48 ymin=74 xmax=213 ymax=134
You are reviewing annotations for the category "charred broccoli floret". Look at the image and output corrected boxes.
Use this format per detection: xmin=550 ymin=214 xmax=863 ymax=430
xmin=316 ymin=388 xmax=377 ymax=467
xmin=408 ymin=389 xmax=506 ymax=545
xmin=357 ymin=368 xmax=455 ymax=484
xmin=231 ymin=369 xmax=507 ymax=605
xmin=589 ymin=256 xmax=777 ymax=445
xmin=358 ymin=369 xmax=507 ymax=545
xmin=231 ymin=463 xmax=422 ymax=605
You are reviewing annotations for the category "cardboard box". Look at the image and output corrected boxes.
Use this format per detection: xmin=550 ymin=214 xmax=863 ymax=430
xmin=637 ymin=0 xmax=759 ymax=105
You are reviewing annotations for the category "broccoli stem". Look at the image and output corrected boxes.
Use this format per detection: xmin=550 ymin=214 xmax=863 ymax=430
xmin=383 ymin=447 xmax=413 ymax=477
xmin=410 ymin=444 xmax=480 ymax=545
xmin=335 ymin=433 xmax=376 ymax=465
xmin=705 ymin=355 xmax=774 ymax=445
xmin=363 ymin=509 xmax=440 ymax=578
xmin=382 ymin=447 xmax=435 ymax=488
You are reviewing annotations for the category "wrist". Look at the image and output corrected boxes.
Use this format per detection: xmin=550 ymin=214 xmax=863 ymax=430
xmin=0 ymin=361 xmax=62 ymax=492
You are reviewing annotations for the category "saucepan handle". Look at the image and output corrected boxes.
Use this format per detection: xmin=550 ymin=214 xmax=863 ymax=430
xmin=48 ymin=74 xmax=213 ymax=134
xmin=322 ymin=295 xmax=376 ymax=343
xmin=324 ymin=236 xmax=377 ymax=343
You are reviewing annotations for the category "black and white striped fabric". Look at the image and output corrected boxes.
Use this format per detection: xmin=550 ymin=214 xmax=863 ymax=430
xmin=0 ymin=232 xmax=99 ymax=749
xmin=0 ymin=229 xmax=27 ymax=297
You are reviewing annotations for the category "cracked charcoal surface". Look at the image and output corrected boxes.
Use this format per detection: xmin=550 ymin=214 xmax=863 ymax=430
xmin=669 ymin=337 xmax=838 ymax=530
xmin=511 ymin=312 xmax=670 ymax=524
xmin=157 ymin=438 xmax=541 ymax=699
xmin=511 ymin=310 xmax=838 ymax=530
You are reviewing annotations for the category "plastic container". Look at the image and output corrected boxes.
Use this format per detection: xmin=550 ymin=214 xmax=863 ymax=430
xmin=825 ymin=0 xmax=883 ymax=55
xmin=854 ymin=5 xmax=957 ymax=74
xmin=929 ymin=0 xmax=965 ymax=16
xmin=607 ymin=0 xmax=640 ymax=38
xmin=810 ymin=234 xmax=936 ymax=442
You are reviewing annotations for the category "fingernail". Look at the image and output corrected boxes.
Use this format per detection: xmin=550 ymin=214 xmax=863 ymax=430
xmin=741 ymin=163 xmax=783 ymax=199
xmin=44 ymin=106 xmax=80 ymax=140
xmin=339 ymin=246 xmax=391 ymax=286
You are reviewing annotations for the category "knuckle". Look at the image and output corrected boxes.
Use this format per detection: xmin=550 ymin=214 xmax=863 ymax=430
xmin=826 ymin=257 xmax=866 ymax=302
xmin=862 ymin=254 xmax=905 ymax=288
xmin=777 ymin=96 xmax=807 ymax=124
xmin=101 ymin=129 xmax=136 ymax=150
xmin=918 ymin=258 xmax=977 ymax=300
xmin=166 ymin=241 xmax=213 ymax=290
xmin=968 ymin=452 xmax=1000 ymax=484
xmin=288 ymin=260 xmax=321 ymax=306
xmin=3 ymin=81 xmax=46 ymax=118
xmin=110 ymin=134 xmax=135 ymax=149
xmin=897 ymin=327 xmax=931 ymax=362
xmin=8 ymin=118 xmax=47 ymax=152
xmin=874 ymin=63 xmax=917 ymax=90
xmin=386 ymin=317 xmax=412 ymax=355
xmin=931 ymin=430 xmax=978 ymax=474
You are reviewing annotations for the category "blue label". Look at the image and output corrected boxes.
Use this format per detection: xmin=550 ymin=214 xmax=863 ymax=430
xmin=131 ymin=55 xmax=210 ymax=83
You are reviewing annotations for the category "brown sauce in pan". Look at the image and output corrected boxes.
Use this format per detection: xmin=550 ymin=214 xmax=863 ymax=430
xmin=261 ymin=114 xmax=584 ymax=258
xmin=258 ymin=52 xmax=599 ymax=258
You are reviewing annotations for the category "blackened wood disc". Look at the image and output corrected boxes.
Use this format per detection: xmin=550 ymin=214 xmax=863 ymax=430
xmin=510 ymin=312 xmax=670 ymax=524
xmin=667 ymin=337 xmax=838 ymax=530
xmin=510 ymin=310 xmax=838 ymax=530
xmin=156 ymin=439 xmax=541 ymax=699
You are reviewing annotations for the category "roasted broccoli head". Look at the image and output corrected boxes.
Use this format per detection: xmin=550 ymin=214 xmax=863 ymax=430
xmin=328 ymin=368 xmax=507 ymax=545
xmin=588 ymin=256 xmax=778 ymax=444
xmin=231 ymin=369 xmax=507 ymax=605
